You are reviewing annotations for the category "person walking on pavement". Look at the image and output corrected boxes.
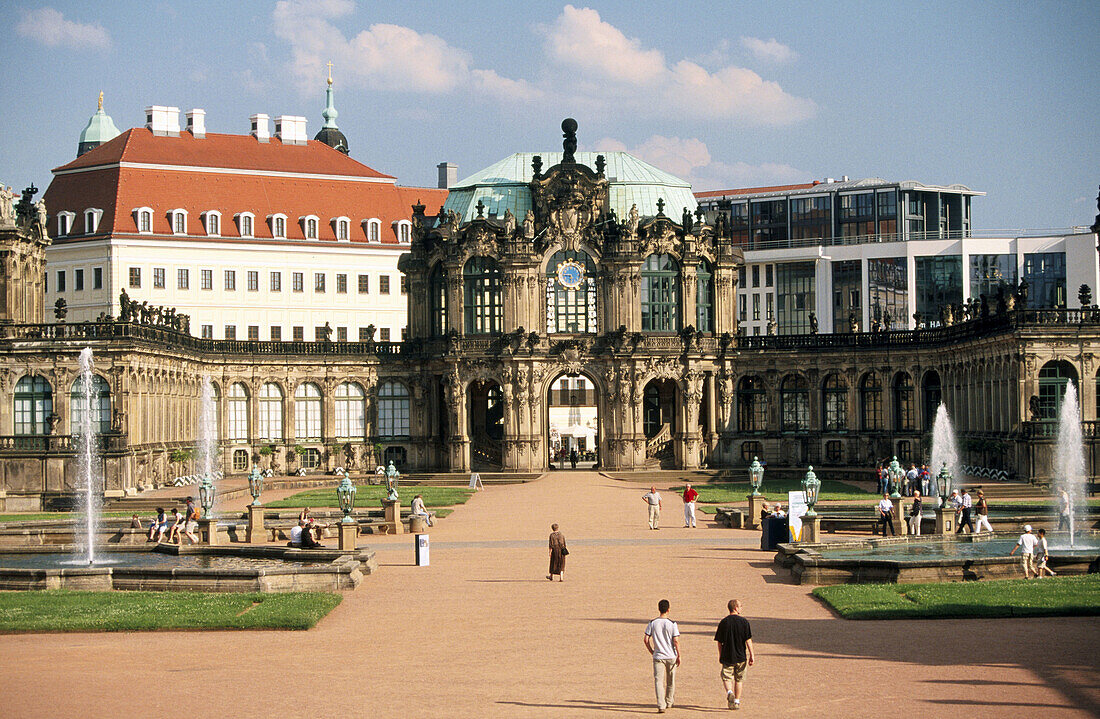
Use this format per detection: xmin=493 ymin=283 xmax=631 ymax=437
xmin=877 ymin=494 xmax=895 ymax=536
xmin=956 ymin=488 xmax=975 ymax=534
xmin=644 ymin=599 xmax=681 ymax=713
xmin=682 ymin=483 xmax=699 ymax=528
xmin=1009 ymin=524 xmax=1039 ymax=579
xmin=714 ymin=598 xmax=754 ymax=711
xmin=642 ymin=486 xmax=662 ymax=530
xmin=974 ymin=490 xmax=993 ymax=534
xmin=547 ymin=523 xmax=567 ymax=581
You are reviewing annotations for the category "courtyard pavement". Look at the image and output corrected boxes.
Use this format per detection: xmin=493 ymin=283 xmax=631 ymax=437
xmin=2 ymin=471 xmax=1098 ymax=718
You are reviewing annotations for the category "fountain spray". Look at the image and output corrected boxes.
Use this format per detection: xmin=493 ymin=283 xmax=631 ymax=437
xmin=75 ymin=348 xmax=102 ymax=565
xmin=1054 ymin=382 xmax=1085 ymax=548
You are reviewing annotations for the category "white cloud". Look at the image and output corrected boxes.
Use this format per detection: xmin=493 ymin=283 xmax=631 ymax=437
xmin=544 ymin=5 xmax=666 ymax=85
xmin=740 ymin=36 xmax=798 ymax=64
xmin=17 ymin=8 xmax=111 ymax=50
xmin=596 ymin=135 xmax=810 ymax=191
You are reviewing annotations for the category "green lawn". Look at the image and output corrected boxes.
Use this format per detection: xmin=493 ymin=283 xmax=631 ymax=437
xmin=0 ymin=590 xmax=342 ymax=632
xmin=0 ymin=512 xmax=136 ymax=523
xmin=813 ymin=574 xmax=1100 ymax=620
xmin=266 ymin=485 xmax=474 ymax=509
xmin=678 ymin=480 xmax=875 ymax=504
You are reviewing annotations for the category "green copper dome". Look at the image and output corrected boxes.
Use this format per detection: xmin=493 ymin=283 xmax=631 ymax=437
xmin=443 ymin=151 xmax=697 ymax=221
xmin=78 ymin=94 xmax=121 ymax=157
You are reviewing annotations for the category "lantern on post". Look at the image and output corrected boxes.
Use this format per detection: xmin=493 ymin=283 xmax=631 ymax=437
xmin=198 ymin=474 xmax=215 ymax=518
xmin=887 ymin=456 xmax=903 ymax=499
xmin=937 ymin=462 xmax=953 ymax=505
xmin=802 ymin=465 xmax=821 ymax=517
xmin=247 ymin=465 xmax=264 ymax=506
xmin=748 ymin=456 xmax=764 ymax=497
xmin=337 ymin=474 xmax=357 ymax=524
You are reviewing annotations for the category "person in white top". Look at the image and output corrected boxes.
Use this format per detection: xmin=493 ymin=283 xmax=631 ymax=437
xmin=956 ymin=489 xmax=974 ymax=534
xmin=642 ymin=487 xmax=662 ymax=530
xmin=1036 ymin=527 xmax=1057 ymax=577
xmin=644 ymin=599 xmax=681 ymax=713
xmin=877 ymin=494 xmax=895 ymax=536
xmin=410 ymin=494 xmax=435 ymax=526
xmin=1009 ymin=525 xmax=1040 ymax=578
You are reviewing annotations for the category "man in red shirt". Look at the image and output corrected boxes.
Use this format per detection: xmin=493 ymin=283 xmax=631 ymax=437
xmin=683 ymin=483 xmax=699 ymax=528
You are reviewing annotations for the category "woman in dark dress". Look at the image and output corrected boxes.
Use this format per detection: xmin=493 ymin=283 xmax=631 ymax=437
xmin=547 ymin=523 xmax=567 ymax=581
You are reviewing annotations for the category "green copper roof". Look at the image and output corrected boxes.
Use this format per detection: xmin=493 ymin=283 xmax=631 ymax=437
xmin=444 ymin=151 xmax=697 ymax=222
xmin=79 ymin=107 xmax=121 ymax=147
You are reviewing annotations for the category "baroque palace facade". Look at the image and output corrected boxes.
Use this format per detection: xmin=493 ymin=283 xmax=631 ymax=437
xmin=1 ymin=122 xmax=1099 ymax=509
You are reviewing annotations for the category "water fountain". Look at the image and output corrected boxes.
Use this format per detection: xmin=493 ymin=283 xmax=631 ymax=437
xmin=74 ymin=347 xmax=102 ymax=565
xmin=1053 ymin=382 xmax=1085 ymax=547
xmin=929 ymin=403 xmax=960 ymax=503
xmin=197 ymin=376 xmax=218 ymax=514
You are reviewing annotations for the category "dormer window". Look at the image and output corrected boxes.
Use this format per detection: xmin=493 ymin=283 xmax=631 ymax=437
xmin=300 ymin=215 xmax=319 ymax=240
xmin=169 ymin=208 xmax=188 ymax=235
xmin=332 ymin=216 xmax=351 ymax=242
xmin=132 ymin=207 xmax=154 ymax=234
xmin=268 ymin=213 xmax=287 ymax=239
xmin=363 ymin=218 xmax=381 ymax=243
xmin=83 ymin=208 xmax=103 ymax=234
xmin=57 ymin=211 xmax=75 ymax=236
xmin=202 ymin=210 xmax=221 ymax=237
xmin=235 ymin=212 xmax=255 ymax=238
xmin=395 ymin=220 xmax=411 ymax=244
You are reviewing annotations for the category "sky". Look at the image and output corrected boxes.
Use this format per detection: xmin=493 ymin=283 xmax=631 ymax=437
xmin=1 ymin=0 xmax=1098 ymax=230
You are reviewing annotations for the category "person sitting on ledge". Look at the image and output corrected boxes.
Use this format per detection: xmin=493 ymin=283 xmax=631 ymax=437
xmin=148 ymin=507 xmax=168 ymax=542
xmin=288 ymin=521 xmax=304 ymax=547
xmin=167 ymin=508 xmax=184 ymax=544
xmin=300 ymin=518 xmax=324 ymax=548
xmin=298 ymin=507 xmax=313 ymax=525
xmin=411 ymin=494 xmax=435 ymax=526
xmin=130 ymin=514 xmax=143 ymax=530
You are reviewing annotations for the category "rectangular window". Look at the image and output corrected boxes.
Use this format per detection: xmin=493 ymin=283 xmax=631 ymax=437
xmin=867 ymin=258 xmax=909 ymax=330
xmin=314 ymin=273 xmax=325 ymax=293
xmin=337 ymin=326 xmax=347 ymax=342
xmin=247 ymin=270 xmax=259 ymax=292
xmin=336 ymin=273 xmax=347 ymax=294
xmin=1023 ymin=252 xmax=1067 ymax=309
xmin=831 ymin=260 xmax=862 ymax=333
xmin=315 ymin=326 xmax=326 ymax=341
xmin=247 ymin=325 xmax=259 ymax=340
xmin=752 ymin=265 xmax=760 ymax=288
xmin=240 ymin=215 xmax=254 ymax=237
xmin=969 ymin=254 xmax=1017 ymax=303
xmin=765 ymin=265 xmax=773 ymax=287
xmin=93 ymin=267 xmax=103 ymax=290
xmin=738 ymin=294 xmax=747 ymax=322
xmin=766 ymin=292 xmax=775 ymax=322
xmin=380 ymin=328 xmax=390 ymax=341
xmin=57 ymin=270 xmax=66 ymax=292
xmin=401 ymin=276 xmax=408 ymax=294
xmin=401 ymin=327 xmax=407 ymax=340
xmin=790 ymin=196 xmax=831 ymax=241
xmin=292 ymin=326 xmax=304 ymax=341
xmin=292 ymin=272 xmax=303 ymax=292
xmin=201 ymin=269 xmax=212 ymax=290
xmin=224 ymin=325 xmax=236 ymax=340
xmin=270 ymin=326 xmax=281 ymax=341
xmin=177 ymin=268 xmax=189 ymax=290
xmin=270 ymin=272 xmax=282 ymax=292
xmin=201 ymin=324 xmax=213 ymax=339
xmin=153 ymin=267 xmax=165 ymax=289
xmin=379 ymin=275 xmax=390 ymax=294
xmin=358 ymin=274 xmax=369 ymax=293
xmin=839 ymin=193 xmax=875 ymax=238
xmin=74 ymin=269 xmax=84 ymax=291
xmin=738 ymin=266 xmax=746 ymax=288
xmin=877 ymin=191 xmax=898 ymax=236
xmin=915 ymin=255 xmax=963 ymax=324
xmin=359 ymin=327 xmax=371 ymax=341
xmin=776 ymin=262 xmax=816 ymax=334
xmin=750 ymin=199 xmax=787 ymax=247
xmin=752 ymin=294 xmax=760 ymax=321
xmin=224 ymin=270 xmax=236 ymax=291
xmin=129 ymin=267 xmax=141 ymax=288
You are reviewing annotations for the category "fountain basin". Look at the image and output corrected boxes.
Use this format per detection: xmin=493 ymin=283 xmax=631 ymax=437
xmin=0 ymin=545 xmax=376 ymax=593
xmin=776 ymin=532 xmax=1100 ymax=585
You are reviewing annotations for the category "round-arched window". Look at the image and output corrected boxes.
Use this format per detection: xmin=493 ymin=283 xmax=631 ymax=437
xmin=546 ymin=249 xmax=597 ymax=334
xmin=641 ymin=254 xmax=680 ymax=332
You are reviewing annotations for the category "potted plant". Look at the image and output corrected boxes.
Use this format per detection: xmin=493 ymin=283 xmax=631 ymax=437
xmin=258 ymin=444 xmax=274 ymax=469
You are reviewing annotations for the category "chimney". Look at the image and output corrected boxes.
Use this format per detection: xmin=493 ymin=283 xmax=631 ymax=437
xmin=437 ymin=162 xmax=457 ymax=189
xmin=145 ymin=105 xmax=181 ymax=136
xmin=842 ymin=175 xmax=849 ymax=182
xmin=251 ymin=113 xmax=270 ymax=143
xmin=185 ymin=109 xmax=206 ymax=138
xmin=274 ymin=114 xmax=308 ymax=145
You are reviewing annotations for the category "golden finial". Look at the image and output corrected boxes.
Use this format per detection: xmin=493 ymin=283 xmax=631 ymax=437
xmin=98 ymin=91 xmax=104 ymax=111
xmin=326 ymin=61 xmax=334 ymax=86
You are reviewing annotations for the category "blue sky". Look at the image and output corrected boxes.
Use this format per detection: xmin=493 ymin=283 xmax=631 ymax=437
xmin=1 ymin=0 xmax=1098 ymax=229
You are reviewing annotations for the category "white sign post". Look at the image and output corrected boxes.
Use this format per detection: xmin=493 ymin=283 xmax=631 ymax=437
xmin=415 ymin=534 xmax=430 ymax=566
xmin=788 ymin=490 xmax=808 ymax=543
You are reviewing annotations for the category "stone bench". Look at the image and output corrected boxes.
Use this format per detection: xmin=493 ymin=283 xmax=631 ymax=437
xmin=713 ymin=507 xmax=745 ymax=528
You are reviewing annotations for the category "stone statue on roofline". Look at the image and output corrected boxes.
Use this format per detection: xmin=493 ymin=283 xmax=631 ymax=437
xmin=503 ymin=208 xmax=516 ymax=237
xmin=523 ymin=209 xmax=535 ymax=238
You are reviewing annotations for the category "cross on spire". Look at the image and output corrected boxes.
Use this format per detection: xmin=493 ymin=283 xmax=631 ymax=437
xmin=326 ymin=61 xmax=334 ymax=85
xmin=656 ymin=197 xmax=665 ymax=216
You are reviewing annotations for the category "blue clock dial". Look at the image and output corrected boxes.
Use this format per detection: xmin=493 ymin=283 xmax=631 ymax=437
xmin=556 ymin=261 xmax=584 ymax=289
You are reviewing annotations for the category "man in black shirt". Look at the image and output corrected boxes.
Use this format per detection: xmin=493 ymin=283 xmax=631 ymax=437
xmin=714 ymin=599 xmax=754 ymax=710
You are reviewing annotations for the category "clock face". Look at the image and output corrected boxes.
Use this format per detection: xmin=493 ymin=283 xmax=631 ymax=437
xmin=556 ymin=261 xmax=584 ymax=290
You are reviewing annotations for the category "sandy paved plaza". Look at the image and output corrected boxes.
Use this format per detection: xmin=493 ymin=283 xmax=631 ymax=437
xmin=2 ymin=472 xmax=1098 ymax=718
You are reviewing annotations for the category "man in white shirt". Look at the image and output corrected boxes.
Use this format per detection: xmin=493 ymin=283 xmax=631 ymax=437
xmin=956 ymin=489 xmax=974 ymax=534
xmin=410 ymin=494 xmax=435 ymax=526
xmin=877 ymin=494 xmax=895 ymax=536
xmin=1009 ymin=525 xmax=1040 ymax=578
xmin=905 ymin=465 xmax=918 ymax=496
xmin=644 ymin=599 xmax=681 ymax=713
xmin=642 ymin=487 xmax=662 ymax=530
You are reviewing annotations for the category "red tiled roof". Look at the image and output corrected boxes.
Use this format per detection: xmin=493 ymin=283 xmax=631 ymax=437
xmin=694 ymin=183 xmax=818 ymax=198
xmin=54 ymin=128 xmax=395 ymax=179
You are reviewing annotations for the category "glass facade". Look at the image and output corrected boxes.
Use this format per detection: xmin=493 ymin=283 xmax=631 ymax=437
xmin=839 ymin=193 xmax=874 ymax=237
xmin=640 ymin=254 xmax=680 ymax=331
xmin=867 ymin=258 xmax=907 ymax=330
xmin=969 ymin=254 xmax=1017 ymax=302
xmin=546 ymin=250 xmax=597 ymax=334
xmin=831 ymin=260 xmax=861 ymax=333
xmin=1023 ymin=252 xmax=1067 ymax=308
xmin=915 ymin=255 xmax=963 ymax=324
xmin=750 ymin=200 xmax=787 ymax=247
xmin=776 ymin=262 xmax=815 ymax=334
xmin=876 ymin=191 xmax=897 ymax=235
xmin=790 ymin=196 xmax=830 ymax=240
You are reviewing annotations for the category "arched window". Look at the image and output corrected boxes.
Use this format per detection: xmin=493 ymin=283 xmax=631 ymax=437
xmin=546 ymin=249 xmax=597 ymax=334
xmin=464 ymin=256 xmax=502 ymax=335
xmin=14 ymin=375 xmax=53 ymax=436
xmin=641 ymin=254 xmax=680 ymax=331
xmin=823 ymin=374 xmax=848 ymax=431
xmin=227 ymin=383 xmax=249 ymax=441
xmin=70 ymin=375 xmax=111 ymax=434
xmin=893 ymin=372 xmax=915 ymax=431
xmin=303 ymin=216 xmax=319 ymax=240
xmin=1038 ymin=360 xmax=1077 ymax=421
xmin=429 ymin=264 xmax=448 ymax=337
xmin=696 ymin=261 xmax=713 ymax=333
xmin=377 ymin=381 xmax=410 ymax=438
xmin=335 ymin=382 xmax=366 ymax=439
xmin=780 ymin=375 xmax=809 ymax=431
xmin=294 ymin=383 xmax=322 ymax=440
xmin=921 ymin=371 xmax=941 ymax=432
xmin=257 ymin=383 xmax=283 ymax=440
xmin=860 ymin=372 xmax=883 ymax=431
xmin=737 ymin=376 xmax=767 ymax=432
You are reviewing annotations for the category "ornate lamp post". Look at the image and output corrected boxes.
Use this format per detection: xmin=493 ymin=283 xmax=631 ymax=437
xmin=248 ymin=465 xmax=264 ymax=506
xmin=748 ymin=457 xmax=764 ymax=497
xmin=887 ymin=456 xmax=903 ymax=499
xmin=937 ymin=462 xmax=953 ymax=506
xmin=337 ymin=474 xmax=357 ymax=524
xmin=245 ymin=465 xmax=266 ymax=544
xmin=934 ymin=462 xmax=956 ymax=534
xmin=198 ymin=474 xmax=215 ymax=518
xmin=802 ymin=465 xmax=821 ymax=517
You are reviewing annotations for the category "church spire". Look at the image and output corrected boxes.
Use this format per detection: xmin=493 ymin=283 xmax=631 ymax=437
xmin=314 ymin=62 xmax=349 ymax=154
xmin=322 ymin=62 xmax=339 ymax=130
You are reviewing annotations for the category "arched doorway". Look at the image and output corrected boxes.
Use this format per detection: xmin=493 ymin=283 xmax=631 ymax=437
xmin=468 ymin=379 xmax=503 ymax=468
xmin=546 ymin=372 xmax=599 ymax=469
xmin=643 ymin=379 xmax=678 ymax=467
xmin=1037 ymin=360 xmax=1077 ymax=421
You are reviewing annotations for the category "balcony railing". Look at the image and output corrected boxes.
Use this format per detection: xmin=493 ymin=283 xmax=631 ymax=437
xmin=1020 ymin=421 xmax=1100 ymax=439
xmin=729 ymin=227 xmax=1086 ymax=252
xmin=0 ymin=433 xmax=123 ymax=452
